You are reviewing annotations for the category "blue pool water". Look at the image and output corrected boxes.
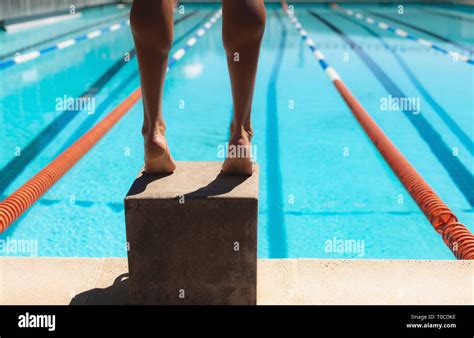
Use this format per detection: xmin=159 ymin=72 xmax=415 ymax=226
xmin=0 ymin=3 xmax=472 ymax=259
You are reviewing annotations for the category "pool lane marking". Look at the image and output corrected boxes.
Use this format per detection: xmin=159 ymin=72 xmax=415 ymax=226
xmin=310 ymin=9 xmax=474 ymax=207
xmin=335 ymin=11 xmax=474 ymax=156
xmin=0 ymin=17 xmax=132 ymax=70
xmin=0 ymin=10 xmax=214 ymax=195
xmin=364 ymin=8 xmax=474 ymax=54
xmin=281 ymin=3 xmax=474 ymax=259
xmin=266 ymin=9 xmax=288 ymax=258
xmin=332 ymin=4 xmax=474 ymax=65
xmin=0 ymin=9 xmax=222 ymax=231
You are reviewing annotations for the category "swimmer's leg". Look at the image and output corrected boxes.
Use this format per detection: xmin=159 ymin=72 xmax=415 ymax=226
xmin=130 ymin=0 xmax=176 ymax=173
xmin=221 ymin=0 xmax=266 ymax=175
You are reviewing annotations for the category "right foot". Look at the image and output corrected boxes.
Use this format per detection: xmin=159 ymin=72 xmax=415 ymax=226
xmin=144 ymin=132 xmax=176 ymax=174
xmin=222 ymin=126 xmax=254 ymax=176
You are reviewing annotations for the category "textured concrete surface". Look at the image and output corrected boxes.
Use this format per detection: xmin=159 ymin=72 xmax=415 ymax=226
xmin=124 ymin=162 xmax=258 ymax=305
xmin=1 ymin=258 xmax=472 ymax=305
xmin=258 ymin=259 xmax=474 ymax=305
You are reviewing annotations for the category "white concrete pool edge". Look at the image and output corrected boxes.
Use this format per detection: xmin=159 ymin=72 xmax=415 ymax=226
xmin=0 ymin=257 xmax=472 ymax=305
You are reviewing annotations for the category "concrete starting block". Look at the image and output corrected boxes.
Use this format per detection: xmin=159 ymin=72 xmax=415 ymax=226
xmin=124 ymin=162 xmax=258 ymax=305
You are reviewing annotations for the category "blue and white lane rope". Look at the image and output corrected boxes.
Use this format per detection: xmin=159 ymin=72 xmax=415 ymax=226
xmin=332 ymin=4 xmax=474 ymax=65
xmin=0 ymin=18 xmax=131 ymax=71
xmin=286 ymin=10 xmax=342 ymax=82
xmin=167 ymin=9 xmax=222 ymax=71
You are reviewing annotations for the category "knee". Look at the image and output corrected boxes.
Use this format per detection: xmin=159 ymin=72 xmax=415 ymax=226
xmin=130 ymin=1 xmax=173 ymax=53
xmin=222 ymin=3 xmax=266 ymax=51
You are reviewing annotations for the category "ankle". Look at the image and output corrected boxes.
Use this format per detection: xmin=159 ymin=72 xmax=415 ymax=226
xmin=143 ymin=123 xmax=166 ymax=140
xmin=230 ymin=123 xmax=253 ymax=142
xmin=144 ymin=133 xmax=167 ymax=157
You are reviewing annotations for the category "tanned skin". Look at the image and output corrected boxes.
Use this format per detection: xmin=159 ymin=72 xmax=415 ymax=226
xmin=130 ymin=0 xmax=266 ymax=175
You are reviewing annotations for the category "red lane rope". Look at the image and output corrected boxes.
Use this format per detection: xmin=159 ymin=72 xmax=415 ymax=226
xmin=334 ymin=81 xmax=474 ymax=259
xmin=282 ymin=0 xmax=474 ymax=259
xmin=0 ymin=89 xmax=142 ymax=232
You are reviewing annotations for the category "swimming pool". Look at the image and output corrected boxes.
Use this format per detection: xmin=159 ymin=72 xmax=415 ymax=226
xmin=0 ymin=3 xmax=472 ymax=259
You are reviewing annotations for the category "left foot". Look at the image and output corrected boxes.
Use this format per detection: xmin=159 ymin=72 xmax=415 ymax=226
xmin=143 ymin=131 xmax=176 ymax=174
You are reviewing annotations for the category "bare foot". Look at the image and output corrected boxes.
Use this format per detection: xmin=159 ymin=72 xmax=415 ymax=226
xmin=222 ymin=127 xmax=254 ymax=175
xmin=144 ymin=132 xmax=176 ymax=174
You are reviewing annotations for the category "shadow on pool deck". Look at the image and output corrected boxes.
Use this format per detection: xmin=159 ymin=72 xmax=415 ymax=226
xmin=70 ymin=273 xmax=130 ymax=305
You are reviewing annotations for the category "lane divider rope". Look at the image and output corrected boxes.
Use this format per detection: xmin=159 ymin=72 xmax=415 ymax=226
xmin=0 ymin=13 xmax=130 ymax=61
xmin=0 ymin=18 xmax=131 ymax=71
xmin=332 ymin=3 xmax=474 ymax=65
xmin=0 ymin=9 xmax=222 ymax=232
xmin=282 ymin=1 xmax=474 ymax=259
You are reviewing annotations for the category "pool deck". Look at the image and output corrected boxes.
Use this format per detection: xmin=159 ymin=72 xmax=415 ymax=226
xmin=1 ymin=257 xmax=472 ymax=305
